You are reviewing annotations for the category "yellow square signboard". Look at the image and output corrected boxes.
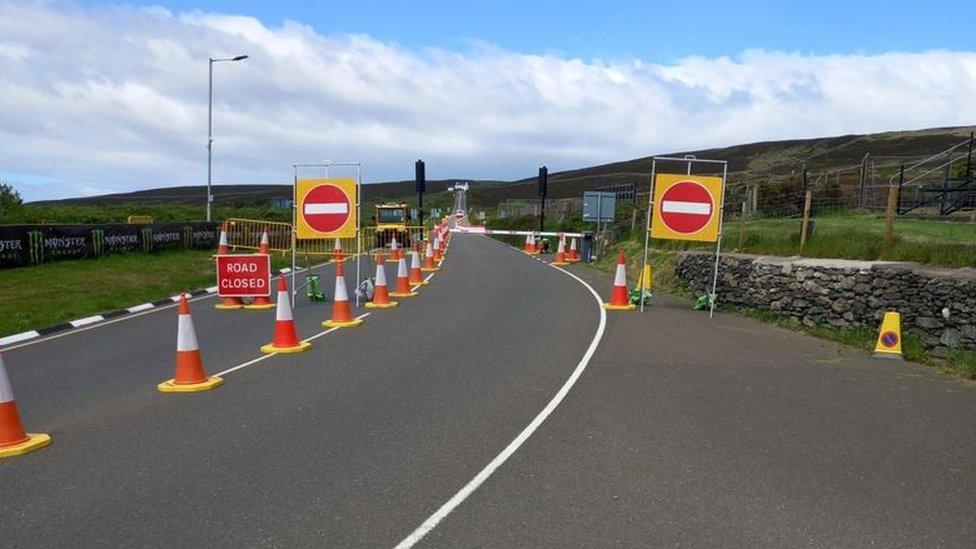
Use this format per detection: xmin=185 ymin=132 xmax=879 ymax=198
xmin=295 ymin=178 xmax=358 ymax=239
xmin=650 ymin=173 xmax=724 ymax=242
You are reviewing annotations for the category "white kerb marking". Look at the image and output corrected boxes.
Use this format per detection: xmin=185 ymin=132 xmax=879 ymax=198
xmin=304 ymin=203 xmax=349 ymax=215
xmin=127 ymin=303 xmax=154 ymax=313
xmin=394 ymin=253 xmax=607 ymax=549
xmin=0 ymin=331 xmax=41 ymax=346
xmin=70 ymin=315 xmax=103 ymax=327
xmin=661 ymin=200 xmax=711 ymax=215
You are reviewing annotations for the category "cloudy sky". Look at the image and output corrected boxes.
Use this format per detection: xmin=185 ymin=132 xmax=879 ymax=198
xmin=1 ymin=0 xmax=975 ymax=201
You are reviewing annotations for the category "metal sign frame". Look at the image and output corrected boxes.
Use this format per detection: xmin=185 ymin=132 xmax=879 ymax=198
xmin=292 ymin=162 xmax=363 ymax=308
xmin=640 ymin=156 xmax=728 ymax=317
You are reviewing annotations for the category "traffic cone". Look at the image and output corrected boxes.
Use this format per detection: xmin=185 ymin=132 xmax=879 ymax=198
xmin=433 ymin=234 xmax=443 ymax=264
xmin=603 ymin=251 xmax=636 ymax=310
xmin=409 ymin=248 xmax=427 ymax=285
xmin=323 ymin=261 xmax=363 ymax=328
xmin=438 ymin=228 xmax=448 ymax=254
xmin=260 ymin=277 xmax=311 ymax=353
xmin=216 ymin=222 xmax=230 ymax=255
xmin=567 ymin=238 xmax=580 ymax=262
xmin=214 ymin=223 xmax=245 ymax=310
xmin=159 ymin=295 xmax=224 ymax=392
xmin=534 ymin=237 xmax=543 ymax=255
xmin=330 ymin=238 xmax=345 ymax=264
xmin=0 ymin=348 xmax=51 ymax=459
xmin=246 ymin=228 xmax=275 ymax=310
xmin=872 ymin=311 xmax=904 ymax=360
xmin=422 ymin=239 xmax=439 ymax=272
xmin=389 ymin=255 xmax=418 ymax=297
xmin=524 ymin=234 xmax=533 ymax=254
xmin=552 ymin=236 xmax=569 ymax=266
xmin=388 ymin=235 xmax=400 ymax=263
xmin=366 ymin=251 xmax=398 ymax=309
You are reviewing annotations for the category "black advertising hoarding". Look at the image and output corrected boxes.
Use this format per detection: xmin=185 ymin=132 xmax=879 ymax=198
xmin=0 ymin=222 xmax=220 ymax=269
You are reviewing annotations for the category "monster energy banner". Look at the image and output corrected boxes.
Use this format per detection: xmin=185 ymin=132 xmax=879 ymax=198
xmin=0 ymin=222 xmax=219 ymax=269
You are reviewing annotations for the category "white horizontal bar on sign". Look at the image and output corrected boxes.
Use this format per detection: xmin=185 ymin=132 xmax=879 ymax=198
xmin=304 ymin=203 xmax=348 ymax=214
xmin=661 ymin=201 xmax=711 ymax=215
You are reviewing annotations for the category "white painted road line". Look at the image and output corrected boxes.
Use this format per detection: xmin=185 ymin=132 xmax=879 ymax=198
xmin=213 ymin=312 xmax=371 ymax=378
xmin=394 ymin=241 xmax=607 ymax=549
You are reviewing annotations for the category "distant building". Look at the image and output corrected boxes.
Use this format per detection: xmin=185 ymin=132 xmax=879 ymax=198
xmin=270 ymin=198 xmax=293 ymax=209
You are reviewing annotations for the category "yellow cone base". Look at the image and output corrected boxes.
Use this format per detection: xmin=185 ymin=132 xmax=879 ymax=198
xmin=323 ymin=318 xmax=363 ymax=328
xmin=214 ymin=303 xmax=243 ymax=310
xmin=157 ymin=376 xmax=224 ymax=393
xmin=872 ymin=351 xmax=904 ymax=361
xmin=551 ymin=261 xmax=570 ymax=266
xmin=389 ymin=291 xmax=418 ymax=298
xmin=0 ymin=433 xmax=52 ymax=459
xmin=411 ymin=281 xmax=429 ymax=286
xmin=603 ymin=302 xmax=636 ymax=311
xmin=421 ymin=267 xmax=440 ymax=272
xmin=365 ymin=301 xmax=398 ymax=309
xmin=260 ymin=341 xmax=311 ymax=354
xmin=244 ymin=303 xmax=276 ymax=310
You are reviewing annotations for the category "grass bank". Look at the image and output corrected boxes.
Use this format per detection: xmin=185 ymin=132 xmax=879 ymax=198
xmin=0 ymin=250 xmax=296 ymax=337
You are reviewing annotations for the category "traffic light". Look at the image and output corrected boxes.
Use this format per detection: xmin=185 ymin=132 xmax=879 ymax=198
xmin=415 ymin=160 xmax=426 ymax=194
xmin=538 ymin=166 xmax=548 ymax=198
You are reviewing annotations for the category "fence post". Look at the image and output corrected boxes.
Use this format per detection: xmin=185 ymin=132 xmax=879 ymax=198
xmin=751 ymin=184 xmax=759 ymax=215
xmin=799 ymin=189 xmax=813 ymax=252
xmin=884 ymin=185 xmax=898 ymax=251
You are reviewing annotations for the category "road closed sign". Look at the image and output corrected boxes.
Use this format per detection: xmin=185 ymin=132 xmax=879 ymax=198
xmin=650 ymin=173 xmax=724 ymax=242
xmin=296 ymin=178 xmax=357 ymax=239
xmin=216 ymin=254 xmax=271 ymax=297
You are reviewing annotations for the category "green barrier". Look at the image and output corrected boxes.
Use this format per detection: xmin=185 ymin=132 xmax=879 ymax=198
xmin=693 ymin=293 xmax=716 ymax=311
xmin=306 ymin=274 xmax=325 ymax=301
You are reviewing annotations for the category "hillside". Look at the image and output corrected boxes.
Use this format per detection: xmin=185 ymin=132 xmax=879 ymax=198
xmin=30 ymin=124 xmax=976 ymax=209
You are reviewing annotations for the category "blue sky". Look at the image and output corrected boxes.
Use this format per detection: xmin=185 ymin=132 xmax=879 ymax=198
xmin=3 ymin=1 xmax=976 ymax=200
xmin=86 ymin=0 xmax=976 ymax=61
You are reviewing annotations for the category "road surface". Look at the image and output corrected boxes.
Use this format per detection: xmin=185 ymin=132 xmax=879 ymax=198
xmin=1 ymin=233 xmax=974 ymax=547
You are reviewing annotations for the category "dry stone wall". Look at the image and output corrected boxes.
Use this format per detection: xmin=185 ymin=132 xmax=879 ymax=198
xmin=676 ymin=252 xmax=976 ymax=355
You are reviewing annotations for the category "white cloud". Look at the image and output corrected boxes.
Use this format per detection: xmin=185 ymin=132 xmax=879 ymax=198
xmin=1 ymin=1 xmax=975 ymax=201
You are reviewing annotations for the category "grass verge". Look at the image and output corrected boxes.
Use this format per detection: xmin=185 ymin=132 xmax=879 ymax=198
xmin=0 ymin=250 xmax=297 ymax=337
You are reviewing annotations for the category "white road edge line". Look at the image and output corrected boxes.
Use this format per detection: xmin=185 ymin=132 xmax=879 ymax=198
xmin=394 ymin=242 xmax=607 ymax=549
xmin=213 ymin=312 xmax=372 ymax=378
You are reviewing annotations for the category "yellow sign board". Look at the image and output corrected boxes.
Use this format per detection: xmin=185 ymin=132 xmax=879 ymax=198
xmin=295 ymin=178 xmax=358 ymax=239
xmin=650 ymin=173 xmax=724 ymax=242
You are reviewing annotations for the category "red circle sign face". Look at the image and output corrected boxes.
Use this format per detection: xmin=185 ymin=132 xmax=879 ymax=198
xmin=302 ymin=184 xmax=351 ymax=233
xmin=659 ymin=181 xmax=714 ymax=234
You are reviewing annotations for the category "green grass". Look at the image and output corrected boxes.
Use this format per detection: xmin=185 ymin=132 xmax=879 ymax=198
xmin=2 ymin=203 xmax=292 ymax=224
xmin=658 ymin=212 xmax=976 ymax=268
xmin=0 ymin=249 xmax=296 ymax=337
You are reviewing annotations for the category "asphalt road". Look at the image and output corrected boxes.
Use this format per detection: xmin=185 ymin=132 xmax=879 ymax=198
xmin=2 ymin=234 xmax=975 ymax=547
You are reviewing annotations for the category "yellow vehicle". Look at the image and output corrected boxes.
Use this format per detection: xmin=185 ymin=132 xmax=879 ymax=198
xmin=374 ymin=203 xmax=413 ymax=249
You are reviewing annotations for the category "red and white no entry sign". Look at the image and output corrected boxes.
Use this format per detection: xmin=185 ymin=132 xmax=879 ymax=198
xmin=650 ymin=174 xmax=724 ymax=242
xmin=659 ymin=181 xmax=713 ymax=234
xmin=302 ymin=184 xmax=351 ymax=233
xmin=295 ymin=178 xmax=358 ymax=239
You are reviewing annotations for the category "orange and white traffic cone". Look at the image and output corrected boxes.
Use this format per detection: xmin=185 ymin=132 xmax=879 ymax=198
xmin=260 ymin=277 xmax=311 ymax=353
xmin=438 ymin=228 xmax=448 ymax=254
xmin=552 ymin=236 xmax=569 ymax=266
xmin=246 ymin=228 xmax=275 ymax=310
xmin=534 ymin=236 xmax=544 ymax=255
xmin=388 ymin=235 xmax=400 ymax=263
xmin=323 ymin=261 xmax=363 ymax=328
xmin=214 ymin=222 xmax=245 ymax=309
xmin=216 ymin=222 xmax=230 ymax=255
xmin=331 ymin=238 xmax=344 ymax=263
xmin=389 ymin=254 xmax=418 ymax=298
xmin=366 ymin=251 xmax=398 ymax=309
xmin=523 ymin=234 xmax=533 ymax=254
xmin=409 ymin=248 xmax=427 ymax=285
xmin=433 ymin=234 xmax=443 ymax=264
xmin=159 ymin=295 xmax=224 ymax=392
xmin=422 ymin=239 xmax=439 ymax=272
xmin=567 ymin=237 xmax=580 ymax=262
xmin=603 ymin=251 xmax=636 ymax=310
xmin=0 ymin=348 xmax=51 ymax=459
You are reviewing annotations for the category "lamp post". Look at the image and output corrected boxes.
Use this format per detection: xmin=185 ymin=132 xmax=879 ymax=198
xmin=206 ymin=54 xmax=249 ymax=222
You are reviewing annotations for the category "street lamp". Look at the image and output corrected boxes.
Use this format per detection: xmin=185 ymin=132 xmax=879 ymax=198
xmin=206 ymin=54 xmax=249 ymax=222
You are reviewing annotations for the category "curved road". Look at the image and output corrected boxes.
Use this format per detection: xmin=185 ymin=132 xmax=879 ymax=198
xmin=2 ymin=233 xmax=975 ymax=547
